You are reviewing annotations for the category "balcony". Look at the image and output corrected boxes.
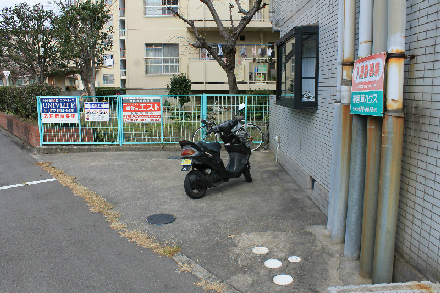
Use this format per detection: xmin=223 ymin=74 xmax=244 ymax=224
xmin=120 ymin=49 xmax=126 ymax=59
xmin=185 ymin=0 xmax=272 ymax=30
xmin=121 ymin=69 xmax=127 ymax=79
xmin=188 ymin=58 xmax=276 ymax=91
xmin=119 ymin=8 xmax=125 ymax=17
xmin=120 ymin=29 xmax=126 ymax=38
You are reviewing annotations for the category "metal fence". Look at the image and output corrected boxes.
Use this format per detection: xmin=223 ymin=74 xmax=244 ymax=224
xmin=37 ymin=94 xmax=270 ymax=146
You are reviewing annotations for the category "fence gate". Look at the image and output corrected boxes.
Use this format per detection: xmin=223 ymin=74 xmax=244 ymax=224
xmin=37 ymin=94 xmax=270 ymax=146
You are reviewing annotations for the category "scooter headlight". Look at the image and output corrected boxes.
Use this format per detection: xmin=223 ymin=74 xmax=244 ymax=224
xmin=181 ymin=148 xmax=196 ymax=156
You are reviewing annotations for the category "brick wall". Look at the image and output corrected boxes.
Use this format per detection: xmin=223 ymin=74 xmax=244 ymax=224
xmin=0 ymin=112 xmax=40 ymax=146
xmin=270 ymin=0 xmax=440 ymax=284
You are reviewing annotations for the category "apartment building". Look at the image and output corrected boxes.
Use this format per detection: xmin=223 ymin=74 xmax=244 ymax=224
xmin=95 ymin=0 xmax=280 ymax=94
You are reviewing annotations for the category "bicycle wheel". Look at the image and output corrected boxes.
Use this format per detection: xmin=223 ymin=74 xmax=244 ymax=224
xmin=192 ymin=126 xmax=219 ymax=142
xmin=241 ymin=123 xmax=263 ymax=151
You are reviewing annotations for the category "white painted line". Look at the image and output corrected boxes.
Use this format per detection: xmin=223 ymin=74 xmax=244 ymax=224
xmin=0 ymin=178 xmax=57 ymax=190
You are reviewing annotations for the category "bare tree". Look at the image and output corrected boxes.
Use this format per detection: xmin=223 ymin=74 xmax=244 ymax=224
xmin=170 ymin=0 xmax=267 ymax=94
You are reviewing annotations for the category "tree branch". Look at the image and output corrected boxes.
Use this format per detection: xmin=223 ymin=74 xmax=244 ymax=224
xmin=234 ymin=0 xmax=248 ymax=14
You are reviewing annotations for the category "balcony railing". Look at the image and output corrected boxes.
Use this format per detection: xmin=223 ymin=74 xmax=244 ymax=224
xmin=121 ymin=69 xmax=127 ymax=77
xmin=188 ymin=58 xmax=276 ymax=91
xmin=119 ymin=8 xmax=125 ymax=17
xmin=120 ymin=49 xmax=126 ymax=58
xmin=120 ymin=29 xmax=126 ymax=37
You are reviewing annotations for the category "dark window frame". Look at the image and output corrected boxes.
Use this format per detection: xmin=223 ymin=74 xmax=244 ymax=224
xmin=275 ymin=25 xmax=319 ymax=109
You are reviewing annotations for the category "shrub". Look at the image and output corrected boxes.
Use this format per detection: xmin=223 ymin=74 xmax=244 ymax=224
xmin=245 ymin=89 xmax=272 ymax=121
xmin=0 ymin=84 xmax=61 ymax=120
xmin=166 ymin=73 xmax=191 ymax=106
xmin=95 ymin=87 xmax=125 ymax=96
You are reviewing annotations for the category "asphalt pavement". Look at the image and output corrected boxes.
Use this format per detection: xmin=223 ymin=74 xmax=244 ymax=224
xmin=30 ymin=141 xmax=374 ymax=292
xmin=0 ymin=129 xmax=206 ymax=293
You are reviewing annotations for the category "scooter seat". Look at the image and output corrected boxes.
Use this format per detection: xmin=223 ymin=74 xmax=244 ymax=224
xmin=197 ymin=141 xmax=222 ymax=153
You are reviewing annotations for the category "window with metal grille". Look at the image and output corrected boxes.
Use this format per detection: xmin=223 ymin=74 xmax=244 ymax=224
xmin=103 ymin=74 xmax=115 ymax=85
xmin=145 ymin=44 xmax=179 ymax=75
xmin=145 ymin=0 xmax=178 ymax=16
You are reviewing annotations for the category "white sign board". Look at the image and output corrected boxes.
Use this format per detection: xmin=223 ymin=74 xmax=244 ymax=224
xmin=85 ymin=102 xmax=110 ymax=121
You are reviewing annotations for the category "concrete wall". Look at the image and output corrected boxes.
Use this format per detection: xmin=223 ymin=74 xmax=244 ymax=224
xmin=269 ymin=0 xmax=339 ymax=216
xmin=270 ymin=0 xmax=440 ymax=284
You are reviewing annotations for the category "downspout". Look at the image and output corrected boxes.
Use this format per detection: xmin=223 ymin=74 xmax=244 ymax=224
xmin=372 ymin=0 xmax=405 ymax=284
xmin=360 ymin=0 xmax=387 ymax=279
xmin=344 ymin=0 xmax=372 ymax=260
xmin=327 ymin=0 xmax=345 ymax=232
xmin=330 ymin=0 xmax=355 ymax=244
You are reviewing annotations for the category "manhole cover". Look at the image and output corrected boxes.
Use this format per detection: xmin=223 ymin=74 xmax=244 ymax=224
xmin=146 ymin=214 xmax=176 ymax=225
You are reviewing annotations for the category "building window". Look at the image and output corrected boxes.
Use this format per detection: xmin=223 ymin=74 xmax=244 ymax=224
xmin=145 ymin=44 xmax=179 ymax=75
xmin=103 ymin=74 xmax=115 ymax=85
xmin=276 ymin=25 xmax=319 ymax=109
xmin=103 ymin=54 xmax=114 ymax=68
xmin=145 ymin=0 xmax=178 ymax=16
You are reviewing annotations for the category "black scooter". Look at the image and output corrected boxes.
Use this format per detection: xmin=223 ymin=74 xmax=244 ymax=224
xmin=179 ymin=110 xmax=252 ymax=199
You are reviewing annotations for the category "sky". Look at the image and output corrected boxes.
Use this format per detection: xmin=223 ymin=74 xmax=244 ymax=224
xmin=0 ymin=0 xmax=55 ymax=11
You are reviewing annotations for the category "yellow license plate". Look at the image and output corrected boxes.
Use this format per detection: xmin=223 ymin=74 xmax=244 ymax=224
xmin=181 ymin=159 xmax=192 ymax=165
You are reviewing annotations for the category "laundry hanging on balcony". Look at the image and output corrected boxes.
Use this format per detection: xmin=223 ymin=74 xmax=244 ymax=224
xmin=240 ymin=46 xmax=247 ymax=58
xmin=218 ymin=44 xmax=223 ymax=56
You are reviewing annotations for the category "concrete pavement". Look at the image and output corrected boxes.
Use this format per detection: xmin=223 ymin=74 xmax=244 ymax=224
xmin=33 ymin=144 xmax=372 ymax=292
xmin=0 ymin=129 xmax=207 ymax=293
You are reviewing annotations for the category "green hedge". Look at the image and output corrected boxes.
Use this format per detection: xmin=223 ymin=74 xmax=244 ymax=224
xmin=95 ymin=87 xmax=125 ymax=96
xmin=0 ymin=84 xmax=61 ymax=120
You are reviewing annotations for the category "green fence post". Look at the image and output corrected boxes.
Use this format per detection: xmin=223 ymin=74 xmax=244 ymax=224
xmin=77 ymin=96 xmax=82 ymax=143
xmin=161 ymin=96 xmax=164 ymax=144
xmin=37 ymin=97 xmax=43 ymax=146
xmin=118 ymin=95 xmax=123 ymax=146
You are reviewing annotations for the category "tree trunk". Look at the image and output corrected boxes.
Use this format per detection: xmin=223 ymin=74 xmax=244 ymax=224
xmin=90 ymin=51 xmax=96 ymax=96
xmin=226 ymin=70 xmax=239 ymax=94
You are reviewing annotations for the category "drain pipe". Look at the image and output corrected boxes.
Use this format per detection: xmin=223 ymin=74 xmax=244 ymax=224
xmin=330 ymin=0 xmax=355 ymax=244
xmin=359 ymin=0 xmax=387 ymax=279
xmin=327 ymin=0 xmax=345 ymax=233
xmin=372 ymin=0 xmax=405 ymax=284
xmin=344 ymin=0 xmax=372 ymax=260
xmin=274 ymin=135 xmax=280 ymax=162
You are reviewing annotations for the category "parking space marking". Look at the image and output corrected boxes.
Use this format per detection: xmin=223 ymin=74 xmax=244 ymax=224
xmin=0 ymin=178 xmax=57 ymax=190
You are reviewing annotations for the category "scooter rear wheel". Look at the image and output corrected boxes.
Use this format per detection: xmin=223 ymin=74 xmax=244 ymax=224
xmin=184 ymin=170 xmax=208 ymax=199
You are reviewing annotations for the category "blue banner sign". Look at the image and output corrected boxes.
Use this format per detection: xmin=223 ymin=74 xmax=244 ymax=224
xmin=41 ymin=97 xmax=78 ymax=123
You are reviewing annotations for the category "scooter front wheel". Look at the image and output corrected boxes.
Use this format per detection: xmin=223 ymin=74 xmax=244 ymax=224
xmin=184 ymin=170 xmax=208 ymax=199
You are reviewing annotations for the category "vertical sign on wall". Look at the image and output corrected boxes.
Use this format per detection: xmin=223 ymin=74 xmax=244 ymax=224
xmin=41 ymin=97 xmax=78 ymax=123
xmin=350 ymin=52 xmax=386 ymax=116
xmin=122 ymin=97 xmax=162 ymax=122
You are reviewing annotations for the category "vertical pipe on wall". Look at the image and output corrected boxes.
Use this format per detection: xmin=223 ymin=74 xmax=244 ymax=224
xmin=359 ymin=0 xmax=387 ymax=278
xmin=344 ymin=0 xmax=373 ymax=260
xmin=328 ymin=0 xmax=345 ymax=232
xmin=331 ymin=0 xmax=355 ymax=244
xmin=372 ymin=0 xmax=406 ymax=284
